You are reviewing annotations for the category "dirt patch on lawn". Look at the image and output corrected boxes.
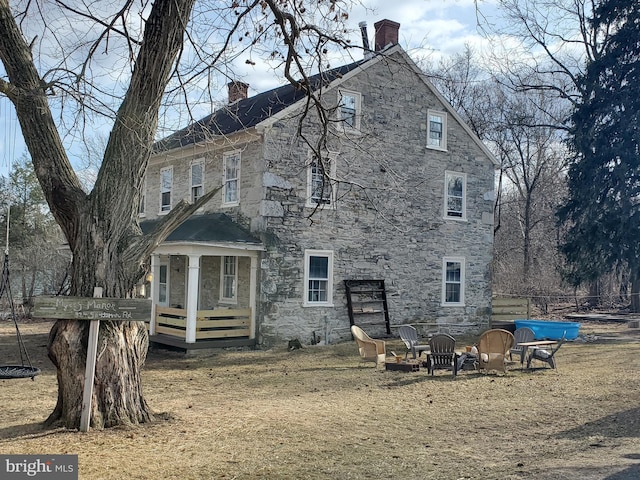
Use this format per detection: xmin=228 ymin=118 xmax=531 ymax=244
xmin=1 ymin=319 xmax=640 ymax=479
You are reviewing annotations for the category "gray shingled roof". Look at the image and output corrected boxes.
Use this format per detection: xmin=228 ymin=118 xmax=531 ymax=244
xmin=140 ymin=213 xmax=261 ymax=244
xmin=154 ymin=59 xmax=365 ymax=152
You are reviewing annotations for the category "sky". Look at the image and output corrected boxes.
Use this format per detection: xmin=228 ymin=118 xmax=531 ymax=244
xmin=0 ymin=0 xmax=500 ymax=179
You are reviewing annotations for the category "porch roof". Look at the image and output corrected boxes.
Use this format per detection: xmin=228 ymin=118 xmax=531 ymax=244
xmin=140 ymin=213 xmax=261 ymax=245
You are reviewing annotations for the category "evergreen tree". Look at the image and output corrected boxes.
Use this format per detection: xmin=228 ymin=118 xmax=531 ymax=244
xmin=559 ymin=0 xmax=640 ymax=310
xmin=0 ymin=155 xmax=68 ymax=305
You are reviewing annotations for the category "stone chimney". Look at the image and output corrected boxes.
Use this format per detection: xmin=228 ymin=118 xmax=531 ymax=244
xmin=228 ymin=81 xmax=249 ymax=104
xmin=373 ymin=19 xmax=400 ymax=52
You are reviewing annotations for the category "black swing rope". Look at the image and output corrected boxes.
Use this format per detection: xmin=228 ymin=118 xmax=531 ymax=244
xmin=0 ymin=250 xmax=40 ymax=380
xmin=1 ymin=104 xmax=40 ymax=380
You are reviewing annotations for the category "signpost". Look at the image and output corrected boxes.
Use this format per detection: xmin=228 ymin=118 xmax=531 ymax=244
xmin=33 ymin=291 xmax=152 ymax=432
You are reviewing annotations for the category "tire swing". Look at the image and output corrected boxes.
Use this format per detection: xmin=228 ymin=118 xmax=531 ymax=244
xmin=0 ymin=236 xmax=40 ymax=380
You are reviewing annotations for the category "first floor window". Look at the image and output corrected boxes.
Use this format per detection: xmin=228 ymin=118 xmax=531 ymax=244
xmin=442 ymin=257 xmax=465 ymax=306
xmin=428 ymin=110 xmax=447 ymax=150
xmin=191 ymin=160 xmax=204 ymax=203
xmin=220 ymin=256 xmax=237 ymax=303
xmin=445 ymin=171 xmax=466 ymax=220
xmin=158 ymin=263 xmax=169 ymax=306
xmin=160 ymin=166 xmax=173 ymax=213
xmin=304 ymin=250 xmax=334 ymax=306
xmin=223 ymin=151 xmax=240 ymax=206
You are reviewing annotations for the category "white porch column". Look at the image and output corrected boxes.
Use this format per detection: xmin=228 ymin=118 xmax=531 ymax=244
xmin=249 ymin=255 xmax=258 ymax=340
xmin=185 ymin=254 xmax=201 ymax=343
xmin=149 ymin=254 xmax=160 ymax=336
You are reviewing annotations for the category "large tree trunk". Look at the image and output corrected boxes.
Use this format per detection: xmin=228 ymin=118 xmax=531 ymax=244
xmin=0 ymin=0 xmax=199 ymax=429
xmin=44 ymin=214 xmax=153 ymax=429
xmin=45 ymin=320 xmax=152 ymax=429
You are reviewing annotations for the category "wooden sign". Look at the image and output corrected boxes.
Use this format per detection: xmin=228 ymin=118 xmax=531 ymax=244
xmin=33 ymin=296 xmax=152 ymax=321
xmin=34 ymin=289 xmax=153 ymax=432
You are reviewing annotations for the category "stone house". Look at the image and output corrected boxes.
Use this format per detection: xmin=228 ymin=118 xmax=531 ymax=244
xmin=140 ymin=19 xmax=498 ymax=350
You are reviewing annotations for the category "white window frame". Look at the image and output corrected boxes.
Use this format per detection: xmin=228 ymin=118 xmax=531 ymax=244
xmin=138 ymin=175 xmax=146 ymax=217
xmin=159 ymin=166 xmax=173 ymax=214
xmin=158 ymin=262 xmax=170 ymax=307
xmin=222 ymin=150 xmax=241 ymax=206
xmin=219 ymin=256 xmax=238 ymax=304
xmin=442 ymin=257 xmax=465 ymax=306
xmin=427 ymin=110 xmax=447 ymax=151
xmin=190 ymin=159 xmax=204 ymax=204
xmin=306 ymin=151 xmax=337 ymax=208
xmin=337 ymin=90 xmax=362 ymax=132
xmin=303 ymin=250 xmax=334 ymax=307
xmin=444 ymin=171 xmax=467 ymax=221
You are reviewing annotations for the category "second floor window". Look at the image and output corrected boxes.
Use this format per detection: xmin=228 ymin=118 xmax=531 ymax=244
xmin=307 ymin=151 xmax=337 ymax=208
xmin=191 ymin=160 xmax=204 ymax=203
xmin=445 ymin=171 xmax=466 ymax=220
xmin=223 ymin=151 xmax=240 ymax=206
xmin=160 ymin=166 xmax=173 ymax=213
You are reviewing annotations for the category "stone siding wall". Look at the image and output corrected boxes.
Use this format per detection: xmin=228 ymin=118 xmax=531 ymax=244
xmin=256 ymin=51 xmax=495 ymax=346
xmin=144 ymin=137 xmax=263 ymax=226
xmin=146 ymin=50 xmax=496 ymax=348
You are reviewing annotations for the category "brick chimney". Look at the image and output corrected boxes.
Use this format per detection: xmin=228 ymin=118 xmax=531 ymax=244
xmin=228 ymin=81 xmax=249 ymax=104
xmin=373 ymin=19 xmax=400 ymax=51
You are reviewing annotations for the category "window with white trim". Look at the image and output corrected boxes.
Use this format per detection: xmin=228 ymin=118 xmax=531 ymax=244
xmin=442 ymin=257 xmax=465 ymax=306
xmin=220 ymin=256 xmax=237 ymax=303
xmin=444 ymin=171 xmax=467 ymax=220
xmin=304 ymin=250 xmax=334 ymax=306
xmin=190 ymin=159 xmax=204 ymax=203
xmin=223 ymin=151 xmax=240 ymax=206
xmin=306 ymin=151 xmax=337 ymax=208
xmin=427 ymin=110 xmax=447 ymax=150
xmin=160 ymin=166 xmax=173 ymax=213
xmin=338 ymin=90 xmax=361 ymax=131
xmin=158 ymin=263 xmax=169 ymax=306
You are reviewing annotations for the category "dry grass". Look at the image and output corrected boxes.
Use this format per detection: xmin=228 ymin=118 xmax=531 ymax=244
xmin=2 ymin=319 xmax=640 ymax=479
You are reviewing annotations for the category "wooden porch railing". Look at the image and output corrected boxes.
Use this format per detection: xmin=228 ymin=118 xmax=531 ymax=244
xmin=153 ymin=306 xmax=187 ymax=336
xmin=196 ymin=309 xmax=251 ymax=339
xmin=151 ymin=306 xmax=252 ymax=340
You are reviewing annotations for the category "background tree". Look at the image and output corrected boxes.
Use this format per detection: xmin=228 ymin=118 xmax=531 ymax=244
xmin=0 ymin=0 xmax=357 ymax=429
xmin=486 ymin=0 xmax=636 ymax=308
xmin=490 ymin=85 xmax=568 ymax=297
xmin=426 ymin=47 xmax=569 ymax=309
xmin=425 ymin=45 xmax=494 ymax=141
xmin=0 ymin=155 xmax=68 ymax=308
xmin=490 ymin=0 xmax=603 ymax=110
xmin=559 ymin=0 xmax=640 ymax=312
